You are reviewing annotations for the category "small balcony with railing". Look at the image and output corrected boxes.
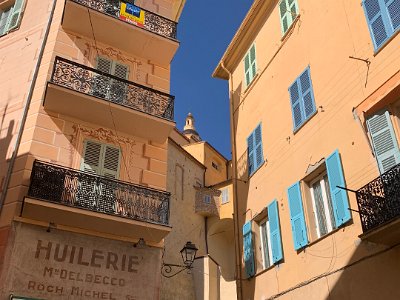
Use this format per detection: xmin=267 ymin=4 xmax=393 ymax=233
xmin=356 ymin=163 xmax=400 ymax=245
xmin=21 ymin=160 xmax=171 ymax=243
xmin=62 ymin=0 xmax=179 ymax=66
xmin=44 ymin=56 xmax=175 ymax=142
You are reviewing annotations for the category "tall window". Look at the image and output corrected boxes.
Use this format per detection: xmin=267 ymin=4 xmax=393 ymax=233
xmin=0 ymin=0 xmax=25 ymax=36
xmin=221 ymin=188 xmax=229 ymax=204
xmin=81 ymin=140 xmax=121 ymax=179
xmin=289 ymin=66 xmax=317 ymax=131
xmin=279 ymin=0 xmax=299 ymax=35
xmin=259 ymin=219 xmax=272 ymax=269
xmin=287 ymin=150 xmax=351 ymax=250
xmin=244 ymin=44 xmax=257 ymax=87
xmin=362 ymin=0 xmax=400 ymax=50
xmin=247 ymin=123 xmax=264 ymax=176
xmin=310 ymin=174 xmax=337 ymax=238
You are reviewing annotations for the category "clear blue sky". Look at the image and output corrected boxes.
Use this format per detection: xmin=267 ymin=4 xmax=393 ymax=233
xmin=171 ymin=0 xmax=253 ymax=159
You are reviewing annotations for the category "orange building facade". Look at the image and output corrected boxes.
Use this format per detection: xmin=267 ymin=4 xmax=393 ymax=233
xmin=214 ymin=0 xmax=400 ymax=299
xmin=0 ymin=0 xmax=185 ymax=298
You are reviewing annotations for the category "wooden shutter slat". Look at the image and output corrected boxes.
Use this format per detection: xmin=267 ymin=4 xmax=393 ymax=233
xmin=287 ymin=182 xmax=308 ymax=250
xmin=326 ymin=150 xmax=351 ymax=227
xmin=367 ymin=110 xmax=400 ymax=173
xmin=243 ymin=221 xmax=255 ymax=278
xmin=102 ymin=145 xmax=121 ymax=179
xmin=268 ymin=200 xmax=283 ymax=264
xmin=81 ymin=140 xmax=102 ymax=175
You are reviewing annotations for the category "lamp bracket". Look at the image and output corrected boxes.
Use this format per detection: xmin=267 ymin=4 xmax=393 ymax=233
xmin=161 ymin=262 xmax=193 ymax=278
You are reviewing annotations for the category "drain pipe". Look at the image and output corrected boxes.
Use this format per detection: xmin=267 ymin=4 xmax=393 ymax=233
xmin=0 ymin=0 xmax=57 ymax=214
xmin=220 ymin=61 xmax=243 ymax=300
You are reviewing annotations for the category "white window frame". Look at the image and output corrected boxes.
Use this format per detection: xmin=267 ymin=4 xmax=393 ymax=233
xmin=221 ymin=188 xmax=229 ymax=204
xmin=259 ymin=218 xmax=273 ymax=269
xmin=309 ymin=173 xmax=335 ymax=238
xmin=244 ymin=43 xmax=257 ymax=88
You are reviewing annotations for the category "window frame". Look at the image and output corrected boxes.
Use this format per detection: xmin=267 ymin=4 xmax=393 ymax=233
xmin=259 ymin=218 xmax=273 ymax=270
xmin=243 ymin=43 xmax=257 ymax=88
xmin=362 ymin=0 xmax=400 ymax=52
xmin=309 ymin=173 xmax=336 ymax=239
xmin=247 ymin=123 xmax=264 ymax=177
xmin=289 ymin=66 xmax=317 ymax=132
xmin=278 ymin=0 xmax=299 ymax=36
xmin=0 ymin=0 xmax=25 ymax=36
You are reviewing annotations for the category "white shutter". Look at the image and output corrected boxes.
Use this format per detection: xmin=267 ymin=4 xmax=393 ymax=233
xmin=221 ymin=189 xmax=229 ymax=204
xmin=5 ymin=0 xmax=25 ymax=32
xmin=367 ymin=110 xmax=400 ymax=173
xmin=81 ymin=140 xmax=102 ymax=175
xmin=101 ymin=145 xmax=121 ymax=179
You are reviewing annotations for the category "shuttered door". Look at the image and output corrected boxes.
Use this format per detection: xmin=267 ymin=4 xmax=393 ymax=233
xmin=110 ymin=62 xmax=129 ymax=103
xmin=94 ymin=57 xmax=113 ymax=98
xmin=287 ymin=182 xmax=308 ymax=250
xmin=243 ymin=221 xmax=255 ymax=278
xmin=366 ymin=110 xmax=400 ymax=173
xmin=81 ymin=141 xmax=102 ymax=174
xmin=268 ymin=199 xmax=283 ymax=264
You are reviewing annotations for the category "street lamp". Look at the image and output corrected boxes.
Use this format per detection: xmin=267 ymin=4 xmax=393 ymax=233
xmin=161 ymin=241 xmax=198 ymax=278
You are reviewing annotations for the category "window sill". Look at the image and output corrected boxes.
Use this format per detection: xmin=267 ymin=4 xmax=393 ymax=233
xmin=243 ymin=73 xmax=260 ymax=96
xmin=253 ymin=262 xmax=281 ymax=278
xmin=373 ymin=29 xmax=400 ymax=57
xmin=293 ymin=110 xmax=318 ymax=134
xmin=281 ymin=14 xmax=300 ymax=42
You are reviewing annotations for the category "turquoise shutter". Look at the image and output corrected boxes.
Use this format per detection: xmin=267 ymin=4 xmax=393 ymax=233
xmin=362 ymin=0 xmax=390 ymax=49
xmin=254 ymin=124 xmax=264 ymax=169
xmin=247 ymin=132 xmax=255 ymax=175
xmin=366 ymin=110 xmax=400 ymax=173
xmin=249 ymin=45 xmax=256 ymax=81
xmin=268 ymin=200 xmax=283 ymax=264
xmin=326 ymin=150 xmax=351 ymax=227
xmin=5 ymin=0 xmax=25 ymax=32
xmin=244 ymin=53 xmax=251 ymax=86
xmin=279 ymin=0 xmax=299 ymax=35
xmin=385 ymin=0 xmax=400 ymax=31
xmin=287 ymin=182 xmax=308 ymax=250
xmin=243 ymin=221 xmax=255 ymax=278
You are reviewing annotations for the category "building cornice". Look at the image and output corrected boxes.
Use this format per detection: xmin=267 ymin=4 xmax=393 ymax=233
xmin=212 ymin=0 xmax=275 ymax=80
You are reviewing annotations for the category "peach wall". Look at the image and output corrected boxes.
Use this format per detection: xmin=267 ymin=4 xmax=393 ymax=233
xmin=1 ymin=0 xmax=175 ymax=229
xmin=226 ymin=0 xmax=400 ymax=299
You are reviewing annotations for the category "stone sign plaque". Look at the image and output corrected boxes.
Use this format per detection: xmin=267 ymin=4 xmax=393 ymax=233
xmin=1 ymin=222 xmax=162 ymax=299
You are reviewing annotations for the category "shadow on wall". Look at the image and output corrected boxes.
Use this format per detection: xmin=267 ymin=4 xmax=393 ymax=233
xmin=0 ymin=104 xmax=15 ymax=194
xmin=232 ymin=80 xmax=258 ymax=299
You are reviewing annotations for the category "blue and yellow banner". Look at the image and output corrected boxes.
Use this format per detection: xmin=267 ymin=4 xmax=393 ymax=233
xmin=119 ymin=2 xmax=145 ymax=27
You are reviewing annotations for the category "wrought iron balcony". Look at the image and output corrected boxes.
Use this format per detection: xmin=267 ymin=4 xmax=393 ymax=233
xmin=356 ymin=163 xmax=400 ymax=233
xmin=49 ymin=56 xmax=174 ymax=121
xmin=71 ymin=0 xmax=177 ymax=40
xmin=27 ymin=160 xmax=170 ymax=226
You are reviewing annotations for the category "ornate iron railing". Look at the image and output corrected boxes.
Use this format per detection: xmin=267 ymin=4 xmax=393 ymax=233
xmin=356 ymin=163 xmax=400 ymax=233
xmin=28 ymin=160 xmax=170 ymax=226
xmin=50 ymin=56 xmax=174 ymax=121
xmin=71 ymin=0 xmax=177 ymax=40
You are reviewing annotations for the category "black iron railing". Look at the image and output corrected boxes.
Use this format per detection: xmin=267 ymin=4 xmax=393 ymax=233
xmin=71 ymin=0 xmax=177 ymax=40
xmin=356 ymin=163 xmax=400 ymax=233
xmin=28 ymin=160 xmax=170 ymax=226
xmin=50 ymin=56 xmax=174 ymax=121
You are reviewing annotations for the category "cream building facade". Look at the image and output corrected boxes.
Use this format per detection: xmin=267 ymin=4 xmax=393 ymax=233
xmin=162 ymin=116 xmax=237 ymax=300
xmin=0 ymin=0 xmax=186 ymax=298
xmin=214 ymin=0 xmax=400 ymax=299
